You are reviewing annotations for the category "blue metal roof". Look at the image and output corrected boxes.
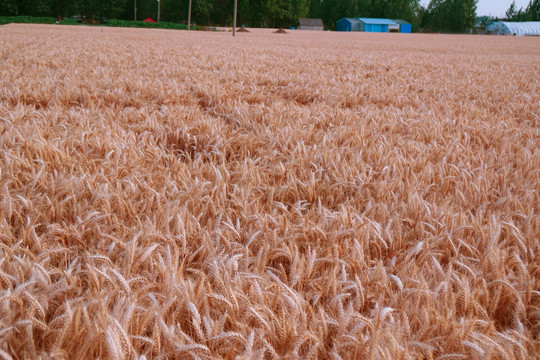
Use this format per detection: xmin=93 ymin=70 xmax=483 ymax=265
xmin=358 ymin=18 xmax=397 ymax=25
xmin=391 ymin=19 xmax=411 ymax=25
xmin=341 ymin=18 xmax=363 ymax=24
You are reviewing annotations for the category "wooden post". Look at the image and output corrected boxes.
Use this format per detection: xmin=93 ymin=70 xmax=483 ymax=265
xmin=188 ymin=0 xmax=192 ymax=31
xmin=134 ymin=0 xmax=137 ymax=21
xmin=157 ymin=0 xmax=161 ymax=23
xmin=233 ymin=0 xmax=237 ymax=36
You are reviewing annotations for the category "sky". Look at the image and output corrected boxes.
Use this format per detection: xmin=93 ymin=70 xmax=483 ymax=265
xmin=419 ymin=0 xmax=532 ymax=17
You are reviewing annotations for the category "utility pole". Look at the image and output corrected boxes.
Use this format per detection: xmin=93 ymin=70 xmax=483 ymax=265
xmin=157 ymin=0 xmax=161 ymax=22
xmin=188 ymin=0 xmax=192 ymax=31
xmin=134 ymin=0 xmax=137 ymax=21
xmin=233 ymin=0 xmax=237 ymax=36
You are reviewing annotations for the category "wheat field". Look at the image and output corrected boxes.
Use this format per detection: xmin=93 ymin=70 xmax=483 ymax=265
xmin=0 ymin=24 xmax=539 ymax=359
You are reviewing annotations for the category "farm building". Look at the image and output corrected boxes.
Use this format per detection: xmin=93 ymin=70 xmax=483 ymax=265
xmin=336 ymin=18 xmax=398 ymax=33
xmin=486 ymin=22 xmax=540 ymax=36
xmin=391 ymin=19 xmax=412 ymax=33
xmin=336 ymin=18 xmax=363 ymax=32
xmin=388 ymin=21 xmax=400 ymax=32
xmin=298 ymin=18 xmax=324 ymax=31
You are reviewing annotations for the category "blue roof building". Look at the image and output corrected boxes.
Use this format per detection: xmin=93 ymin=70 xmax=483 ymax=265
xmin=392 ymin=19 xmax=412 ymax=33
xmin=336 ymin=18 xmax=400 ymax=33
xmin=336 ymin=18 xmax=363 ymax=32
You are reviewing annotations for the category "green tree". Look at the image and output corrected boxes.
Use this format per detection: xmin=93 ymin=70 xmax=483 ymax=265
xmin=50 ymin=0 xmax=75 ymax=17
xmin=307 ymin=0 xmax=321 ymax=18
xmin=375 ymin=0 xmax=422 ymax=28
xmin=11 ymin=0 xmax=51 ymax=16
xmin=319 ymin=0 xmax=357 ymax=30
xmin=76 ymin=0 xmax=128 ymax=20
xmin=263 ymin=0 xmax=287 ymax=27
xmin=194 ymin=0 xmax=214 ymax=24
xmin=423 ymin=0 xmax=477 ymax=33
xmin=289 ymin=0 xmax=309 ymax=23
xmin=505 ymin=1 xmax=517 ymax=19
xmin=524 ymin=0 xmax=540 ymax=20
xmin=0 ymin=0 xmax=18 ymax=15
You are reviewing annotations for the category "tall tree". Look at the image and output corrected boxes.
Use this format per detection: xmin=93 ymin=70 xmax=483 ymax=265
xmin=75 ymin=0 xmax=128 ymax=20
xmin=524 ymin=0 xmax=540 ymax=20
xmin=289 ymin=0 xmax=309 ymax=22
xmin=263 ymin=0 xmax=288 ymax=27
xmin=195 ymin=0 xmax=215 ymax=24
xmin=11 ymin=0 xmax=51 ymax=16
xmin=50 ymin=0 xmax=75 ymax=17
xmin=0 ymin=0 xmax=18 ymax=15
xmin=506 ymin=1 xmax=518 ymax=19
xmin=307 ymin=0 xmax=322 ymax=18
xmin=319 ymin=0 xmax=357 ymax=30
xmin=423 ymin=0 xmax=477 ymax=33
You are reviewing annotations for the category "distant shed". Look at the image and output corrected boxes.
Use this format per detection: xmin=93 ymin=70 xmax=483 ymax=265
xmin=337 ymin=18 xmax=398 ymax=33
xmin=336 ymin=18 xmax=363 ymax=32
xmin=486 ymin=22 xmax=540 ymax=36
xmin=358 ymin=18 xmax=397 ymax=33
xmin=298 ymin=18 xmax=324 ymax=31
xmin=392 ymin=19 xmax=412 ymax=33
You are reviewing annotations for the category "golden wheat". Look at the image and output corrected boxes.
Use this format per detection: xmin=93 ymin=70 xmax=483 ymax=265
xmin=0 ymin=23 xmax=539 ymax=359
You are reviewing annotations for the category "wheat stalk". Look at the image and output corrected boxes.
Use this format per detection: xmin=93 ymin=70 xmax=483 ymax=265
xmin=0 ymin=24 xmax=537 ymax=359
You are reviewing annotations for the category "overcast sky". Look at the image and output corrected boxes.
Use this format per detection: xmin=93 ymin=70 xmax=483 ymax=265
xmin=419 ymin=0 xmax=532 ymax=17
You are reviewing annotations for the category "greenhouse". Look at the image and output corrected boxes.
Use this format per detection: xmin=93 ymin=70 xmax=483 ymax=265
xmin=487 ymin=22 xmax=540 ymax=36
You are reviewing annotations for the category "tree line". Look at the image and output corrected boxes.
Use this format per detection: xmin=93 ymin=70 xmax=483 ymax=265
xmin=505 ymin=0 xmax=539 ymax=21
xmin=0 ymin=0 xmax=537 ymax=33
